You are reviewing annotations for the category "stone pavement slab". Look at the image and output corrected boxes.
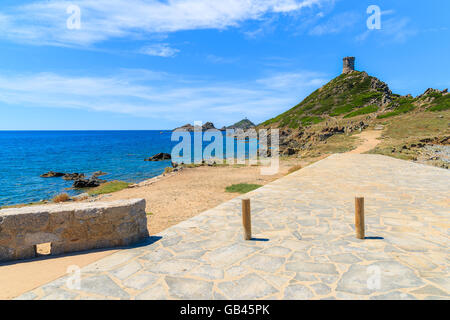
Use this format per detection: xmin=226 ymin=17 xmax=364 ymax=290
xmin=16 ymin=154 xmax=450 ymax=300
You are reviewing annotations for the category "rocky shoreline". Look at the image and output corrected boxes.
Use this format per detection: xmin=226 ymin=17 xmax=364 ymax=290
xmin=40 ymin=170 xmax=108 ymax=188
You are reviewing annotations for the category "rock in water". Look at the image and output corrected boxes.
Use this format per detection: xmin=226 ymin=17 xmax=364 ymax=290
xmin=71 ymin=193 xmax=90 ymax=201
xmin=145 ymin=152 xmax=172 ymax=161
xmin=173 ymin=122 xmax=218 ymax=132
xmin=72 ymin=178 xmax=104 ymax=188
xmin=40 ymin=171 xmax=65 ymax=178
xmin=92 ymin=171 xmax=108 ymax=177
xmin=62 ymin=173 xmax=85 ymax=180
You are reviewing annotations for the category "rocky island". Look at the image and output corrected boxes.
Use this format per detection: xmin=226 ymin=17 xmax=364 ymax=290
xmin=173 ymin=122 xmax=218 ymax=132
xmin=173 ymin=118 xmax=256 ymax=132
xmin=221 ymin=118 xmax=255 ymax=130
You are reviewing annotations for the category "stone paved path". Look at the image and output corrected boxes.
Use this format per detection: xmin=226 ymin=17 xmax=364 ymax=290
xmin=17 ymin=154 xmax=450 ymax=300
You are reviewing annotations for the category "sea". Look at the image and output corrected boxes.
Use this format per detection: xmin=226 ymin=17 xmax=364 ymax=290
xmin=0 ymin=130 xmax=256 ymax=207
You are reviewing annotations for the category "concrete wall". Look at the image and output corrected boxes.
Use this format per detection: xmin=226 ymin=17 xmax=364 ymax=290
xmin=0 ymin=199 xmax=148 ymax=262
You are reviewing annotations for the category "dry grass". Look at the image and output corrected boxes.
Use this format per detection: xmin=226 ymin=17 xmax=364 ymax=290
xmin=52 ymin=193 xmax=70 ymax=203
xmin=376 ymin=111 xmax=449 ymax=142
xmin=225 ymin=183 xmax=262 ymax=194
xmin=72 ymin=194 xmax=89 ymax=201
xmin=368 ymin=110 xmax=450 ymax=163
xmin=164 ymin=167 xmax=174 ymax=174
xmin=287 ymin=164 xmax=302 ymax=174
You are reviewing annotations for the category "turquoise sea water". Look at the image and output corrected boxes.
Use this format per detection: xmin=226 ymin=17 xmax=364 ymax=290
xmin=0 ymin=131 xmax=180 ymax=206
xmin=0 ymin=130 xmax=257 ymax=206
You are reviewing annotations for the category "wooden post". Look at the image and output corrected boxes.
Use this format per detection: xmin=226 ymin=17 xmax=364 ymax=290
xmin=242 ymin=199 xmax=252 ymax=240
xmin=355 ymin=197 xmax=365 ymax=239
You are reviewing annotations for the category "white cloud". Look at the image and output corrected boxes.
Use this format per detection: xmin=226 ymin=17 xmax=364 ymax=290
xmin=206 ymin=54 xmax=239 ymax=64
xmin=0 ymin=69 xmax=328 ymax=126
xmin=0 ymin=0 xmax=327 ymax=47
xmin=356 ymin=17 xmax=417 ymax=43
xmin=139 ymin=43 xmax=179 ymax=57
xmin=256 ymin=71 xmax=326 ymax=89
xmin=309 ymin=11 xmax=360 ymax=36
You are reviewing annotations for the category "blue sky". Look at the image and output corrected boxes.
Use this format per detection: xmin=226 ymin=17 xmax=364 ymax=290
xmin=0 ymin=0 xmax=449 ymax=130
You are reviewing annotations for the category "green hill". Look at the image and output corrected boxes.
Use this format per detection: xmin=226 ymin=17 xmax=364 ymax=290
xmin=260 ymin=71 xmax=450 ymax=129
xmin=256 ymin=67 xmax=449 ymax=169
xmin=224 ymin=118 xmax=255 ymax=130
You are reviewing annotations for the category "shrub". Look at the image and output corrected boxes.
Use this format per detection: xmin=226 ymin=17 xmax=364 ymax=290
xmin=344 ymin=105 xmax=378 ymax=118
xmin=377 ymin=103 xmax=415 ymax=119
xmin=330 ymin=104 xmax=355 ymax=116
xmin=164 ymin=167 xmax=174 ymax=173
xmin=52 ymin=193 xmax=70 ymax=203
xmin=287 ymin=164 xmax=302 ymax=174
xmin=88 ymin=181 xmax=130 ymax=196
xmin=225 ymin=183 xmax=262 ymax=194
xmin=428 ymin=94 xmax=450 ymax=111
xmin=300 ymin=116 xmax=323 ymax=126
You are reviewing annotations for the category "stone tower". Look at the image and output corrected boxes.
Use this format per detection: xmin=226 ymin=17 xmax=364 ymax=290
xmin=342 ymin=56 xmax=355 ymax=74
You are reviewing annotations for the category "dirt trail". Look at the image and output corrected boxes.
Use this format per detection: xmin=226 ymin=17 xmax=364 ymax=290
xmin=347 ymin=130 xmax=382 ymax=154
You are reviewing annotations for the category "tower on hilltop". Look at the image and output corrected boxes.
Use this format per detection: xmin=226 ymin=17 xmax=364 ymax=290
xmin=342 ymin=56 xmax=355 ymax=74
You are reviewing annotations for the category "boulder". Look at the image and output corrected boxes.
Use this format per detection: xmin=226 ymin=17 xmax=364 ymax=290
xmin=285 ymin=148 xmax=296 ymax=156
xmin=145 ymin=152 xmax=171 ymax=161
xmin=71 ymin=193 xmax=89 ymax=201
xmin=40 ymin=171 xmax=65 ymax=178
xmin=418 ymin=88 xmax=441 ymax=98
xmin=62 ymin=173 xmax=85 ymax=180
xmin=72 ymin=178 xmax=104 ymax=189
xmin=319 ymin=133 xmax=334 ymax=141
xmin=92 ymin=171 xmax=107 ymax=177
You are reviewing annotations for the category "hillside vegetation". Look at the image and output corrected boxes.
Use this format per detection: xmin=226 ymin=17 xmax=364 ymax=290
xmin=257 ymin=70 xmax=449 ymax=168
xmin=261 ymin=71 xmax=449 ymax=129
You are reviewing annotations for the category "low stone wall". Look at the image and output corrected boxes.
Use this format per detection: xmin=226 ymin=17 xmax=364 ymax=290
xmin=0 ymin=199 xmax=149 ymax=262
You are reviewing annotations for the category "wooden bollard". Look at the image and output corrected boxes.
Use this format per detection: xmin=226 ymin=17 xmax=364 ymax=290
xmin=242 ymin=199 xmax=252 ymax=240
xmin=355 ymin=197 xmax=365 ymax=239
